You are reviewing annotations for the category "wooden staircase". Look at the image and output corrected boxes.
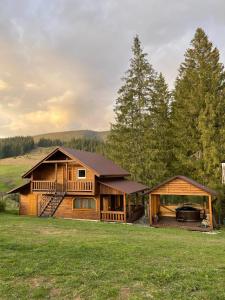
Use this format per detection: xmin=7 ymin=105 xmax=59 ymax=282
xmin=39 ymin=192 xmax=65 ymax=217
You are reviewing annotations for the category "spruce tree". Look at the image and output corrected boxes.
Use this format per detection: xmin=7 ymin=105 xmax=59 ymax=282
xmin=107 ymin=36 xmax=156 ymax=182
xmin=171 ymin=28 xmax=225 ymax=186
xmin=144 ymin=73 xmax=173 ymax=186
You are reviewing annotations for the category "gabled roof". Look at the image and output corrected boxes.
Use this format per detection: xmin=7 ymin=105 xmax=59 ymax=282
xmin=149 ymin=175 xmax=217 ymax=196
xmin=7 ymin=181 xmax=30 ymax=194
xmin=99 ymin=179 xmax=150 ymax=194
xmin=22 ymin=147 xmax=130 ymax=178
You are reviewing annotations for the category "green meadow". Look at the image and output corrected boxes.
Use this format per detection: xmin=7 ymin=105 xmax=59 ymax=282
xmin=0 ymin=213 xmax=225 ymax=300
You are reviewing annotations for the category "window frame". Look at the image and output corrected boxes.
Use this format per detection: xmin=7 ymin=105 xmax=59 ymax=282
xmin=77 ymin=168 xmax=86 ymax=179
xmin=73 ymin=197 xmax=96 ymax=210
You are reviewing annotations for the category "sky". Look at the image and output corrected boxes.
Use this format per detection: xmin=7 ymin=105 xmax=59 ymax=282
xmin=0 ymin=0 xmax=225 ymax=137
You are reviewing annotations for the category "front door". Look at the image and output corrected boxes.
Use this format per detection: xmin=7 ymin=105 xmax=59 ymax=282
xmin=56 ymin=165 xmax=66 ymax=192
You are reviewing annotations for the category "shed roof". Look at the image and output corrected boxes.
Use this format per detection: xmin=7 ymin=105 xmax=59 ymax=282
xmin=7 ymin=181 xmax=30 ymax=194
xmin=149 ymin=175 xmax=217 ymax=196
xmin=99 ymin=179 xmax=150 ymax=194
xmin=22 ymin=147 xmax=130 ymax=178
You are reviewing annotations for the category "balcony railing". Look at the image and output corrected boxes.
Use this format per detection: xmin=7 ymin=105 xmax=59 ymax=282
xmin=100 ymin=211 xmax=126 ymax=222
xmin=32 ymin=180 xmax=93 ymax=193
xmin=66 ymin=181 xmax=93 ymax=192
xmin=32 ymin=180 xmax=56 ymax=192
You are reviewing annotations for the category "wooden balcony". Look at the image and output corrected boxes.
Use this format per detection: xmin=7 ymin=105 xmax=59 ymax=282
xmin=32 ymin=181 xmax=56 ymax=192
xmin=66 ymin=181 xmax=93 ymax=192
xmin=100 ymin=211 xmax=126 ymax=222
xmin=32 ymin=180 xmax=94 ymax=193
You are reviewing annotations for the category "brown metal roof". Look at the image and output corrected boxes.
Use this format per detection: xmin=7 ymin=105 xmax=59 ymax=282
xmin=149 ymin=175 xmax=217 ymax=196
xmin=22 ymin=147 xmax=130 ymax=178
xmin=99 ymin=179 xmax=150 ymax=194
xmin=7 ymin=181 xmax=30 ymax=194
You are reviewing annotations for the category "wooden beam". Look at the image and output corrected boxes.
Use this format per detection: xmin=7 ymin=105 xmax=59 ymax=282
xmin=208 ymin=195 xmax=213 ymax=228
xmin=128 ymin=196 xmax=131 ymax=219
xmin=55 ymin=163 xmax=58 ymax=186
xmin=42 ymin=160 xmax=76 ymax=163
xmin=123 ymin=193 xmax=127 ymax=223
xmin=149 ymin=194 xmax=152 ymax=226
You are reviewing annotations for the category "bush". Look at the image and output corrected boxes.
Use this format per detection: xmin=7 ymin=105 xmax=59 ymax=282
xmin=0 ymin=200 xmax=6 ymax=212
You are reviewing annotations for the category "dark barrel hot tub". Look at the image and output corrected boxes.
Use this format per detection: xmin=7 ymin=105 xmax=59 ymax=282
xmin=176 ymin=206 xmax=200 ymax=222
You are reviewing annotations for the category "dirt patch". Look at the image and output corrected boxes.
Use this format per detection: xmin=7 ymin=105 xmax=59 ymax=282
xmin=49 ymin=287 xmax=62 ymax=298
xmin=35 ymin=227 xmax=78 ymax=236
xmin=119 ymin=287 xmax=131 ymax=300
xmin=28 ymin=276 xmax=54 ymax=288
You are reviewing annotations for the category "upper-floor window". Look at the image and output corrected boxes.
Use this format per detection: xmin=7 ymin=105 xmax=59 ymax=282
xmin=77 ymin=168 xmax=86 ymax=179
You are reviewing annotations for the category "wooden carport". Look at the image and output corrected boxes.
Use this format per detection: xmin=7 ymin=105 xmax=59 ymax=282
xmin=149 ymin=176 xmax=217 ymax=229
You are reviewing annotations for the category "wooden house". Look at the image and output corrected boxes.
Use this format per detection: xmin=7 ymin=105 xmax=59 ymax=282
xmin=8 ymin=147 xmax=149 ymax=223
xmin=149 ymin=175 xmax=217 ymax=230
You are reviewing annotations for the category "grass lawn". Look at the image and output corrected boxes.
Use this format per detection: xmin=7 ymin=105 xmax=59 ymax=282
xmin=0 ymin=213 xmax=225 ymax=300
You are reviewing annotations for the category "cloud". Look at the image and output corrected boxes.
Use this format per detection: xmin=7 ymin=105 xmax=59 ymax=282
xmin=0 ymin=0 xmax=225 ymax=137
xmin=0 ymin=80 xmax=10 ymax=91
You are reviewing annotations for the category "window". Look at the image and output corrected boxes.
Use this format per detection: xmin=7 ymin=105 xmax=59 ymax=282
xmin=73 ymin=197 xmax=96 ymax=209
xmin=77 ymin=169 xmax=86 ymax=179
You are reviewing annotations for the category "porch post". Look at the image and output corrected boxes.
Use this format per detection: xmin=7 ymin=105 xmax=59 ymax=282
xmin=128 ymin=195 xmax=131 ymax=219
xmin=208 ymin=195 xmax=213 ymax=228
xmin=55 ymin=163 xmax=57 ymax=192
xmin=123 ymin=193 xmax=127 ymax=223
xmin=65 ymin=162 xmax=68 ymax=192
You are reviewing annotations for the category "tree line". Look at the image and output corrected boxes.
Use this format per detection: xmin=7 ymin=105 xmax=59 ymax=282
xmin=0 ymin=136 xmax=35 ymax=159
xmin=0 ymin=136 xmax=105 ymax=159
xmin=106 ymin=28 xmax=225 ymax=197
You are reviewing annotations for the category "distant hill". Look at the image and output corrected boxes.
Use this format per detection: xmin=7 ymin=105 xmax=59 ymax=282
xmin=33 ymin=130 xmax=109 ymax=143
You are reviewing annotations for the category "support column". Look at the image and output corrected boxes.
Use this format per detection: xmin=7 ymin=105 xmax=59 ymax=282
xmin=55 ymin=163 xmax=58 ymax=192
xmin=208 ymin=195 xmax=213 ymax=228
xmin=123 ymin=193 xmax=127 ymax=223
xmin=65 ymin=162 xmax=68 ymax=192
xmin=149 ymin=194 xmax=152 ymax=226
xmin=128 ymin=196 xmax=131 ymax=219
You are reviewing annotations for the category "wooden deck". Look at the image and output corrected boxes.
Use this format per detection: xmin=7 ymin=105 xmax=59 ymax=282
xmin=152 ymin=216 xmax=212 ymax=232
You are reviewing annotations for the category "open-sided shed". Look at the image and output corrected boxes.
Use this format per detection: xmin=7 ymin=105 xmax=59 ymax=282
xmin=149 ymin=175 xmax=217 ymax=229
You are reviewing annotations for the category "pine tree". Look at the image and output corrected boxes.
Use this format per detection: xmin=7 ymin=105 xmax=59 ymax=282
xmin=171 ymin=28 xmax=225 ymax=186
xmin=107 ymin=35 xmax=156 ymax=182
xmin=144 ymin=73 xmax=173 ymax=186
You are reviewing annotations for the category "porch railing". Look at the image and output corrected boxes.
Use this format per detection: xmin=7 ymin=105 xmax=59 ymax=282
xmin=32 ymin=180 xmax=93 ymax=192
xmin=100 ymin=211 xmax=126 ymax=222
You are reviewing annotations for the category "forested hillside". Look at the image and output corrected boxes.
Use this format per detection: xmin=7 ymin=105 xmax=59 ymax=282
xmin=0 ymin=135 xmax=106 ymax=159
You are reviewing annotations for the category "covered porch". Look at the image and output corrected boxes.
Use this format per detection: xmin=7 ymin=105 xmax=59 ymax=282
xmin=99 ymin=179 xmax=150 ymax=223
xmin=149 ymin=176 xmax=217 ymax=231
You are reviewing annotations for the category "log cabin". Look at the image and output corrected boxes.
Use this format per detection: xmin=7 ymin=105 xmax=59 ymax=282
xmin=149 ymin=175 xmax=217 ymax=230
xmin=8 ymin=147 xmax=149 ymax=223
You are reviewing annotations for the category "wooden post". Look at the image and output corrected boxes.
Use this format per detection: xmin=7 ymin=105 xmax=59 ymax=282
xmin=149 ymin=194 xmax=152 ymax=226
xmin=31 ymin=173 xmax=33 ymax=192
xmin=65 ymin=162 xmax=68 ymax=192
xmin=208 ymin=195 xmax=213 ymax=228
xmin=123 ymin=193 xmax=127 ymax=223
xmin=128 ymin=196 xmax=131 ymax=219
xmin=55 ymin=163 xmax=57 ymax=192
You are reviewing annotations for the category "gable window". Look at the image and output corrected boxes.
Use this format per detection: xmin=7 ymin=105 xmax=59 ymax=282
xmin=73 ymin=197 xmax=96 ymax=209
xmin=77 ymin=169 xmax=86 ymax=179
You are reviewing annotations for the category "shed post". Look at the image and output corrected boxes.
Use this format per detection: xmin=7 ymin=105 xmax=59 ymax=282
xmin=208 ymin=195 xmax=213 ymax=228
xmin=149 ymin=194 xmax=152 ymax=226
xmin=123 ymin=193 xmax=127 ymax=223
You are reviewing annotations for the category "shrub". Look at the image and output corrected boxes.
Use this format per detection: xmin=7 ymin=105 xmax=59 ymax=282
xmin=0 ymin=200 xmax=6 ymax=212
